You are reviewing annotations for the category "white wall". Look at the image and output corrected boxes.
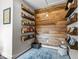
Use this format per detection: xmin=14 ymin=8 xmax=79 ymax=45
xmin=0 ymin=0 xmax=34 ymax=59
xmin=12 ymin=0 xmax=35 ymax=58
xmin=0 ymin=0 xmax=13 ymax=59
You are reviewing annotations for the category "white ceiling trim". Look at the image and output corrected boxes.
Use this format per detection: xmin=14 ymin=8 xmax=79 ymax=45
xmin=24 ymin=0 xmax=67 ymax=9
xmin=47 ymin=0 xmax=67 ymax=7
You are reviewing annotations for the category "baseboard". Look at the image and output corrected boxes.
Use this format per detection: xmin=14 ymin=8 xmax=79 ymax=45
xmin=1 ymin=52 xmax=12 ymax=59
xmin=42 ymin=45 xmax=59 ymax=50
xmin=13 ymin=45 xmax=59 ymax=59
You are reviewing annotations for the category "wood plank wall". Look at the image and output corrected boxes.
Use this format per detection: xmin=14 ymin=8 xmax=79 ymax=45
xmin=35 ymin=4 xmax=67 ymax=46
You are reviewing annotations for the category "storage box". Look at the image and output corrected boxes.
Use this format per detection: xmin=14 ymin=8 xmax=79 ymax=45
xmin=31 ymin=43 xmax=41 ymax=49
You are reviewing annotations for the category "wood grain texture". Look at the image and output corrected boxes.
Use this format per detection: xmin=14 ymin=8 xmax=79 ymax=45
xmin=35 ymin=3 xmax=66 ymax=14
xmin=35 ymin=4 xmax=67 ymax=46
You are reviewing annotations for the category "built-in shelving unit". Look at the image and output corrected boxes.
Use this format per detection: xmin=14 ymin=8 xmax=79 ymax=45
xmin=68 ymin=34 xmax=78 ymax=41
xmin=66 ymin=0 xmax=78 ymax=50
xmin=67 ymin=13 xmax=77 ymax=25
xmin=21 ymin=4 xmax=34 ymax=16
xmin=68 ymin=8 xmax=77 ymax=18
xmin=21 ymin=4 xmax=35 ymax=41
xmin=67 ymin=12 xmax=78 ymax=36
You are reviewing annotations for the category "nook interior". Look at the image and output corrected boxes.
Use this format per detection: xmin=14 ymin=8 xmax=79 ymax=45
xmin=0 ymin=0 xmax=78 ymax=59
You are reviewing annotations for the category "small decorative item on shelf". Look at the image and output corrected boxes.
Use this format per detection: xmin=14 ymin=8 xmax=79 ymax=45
xmin=21 ymin=12 xmax=35 ymax=21
xmin=71 ymin=13 xmax=77 ymax=21
xmin=21 ymin=19 xmax=35 ymax=26
xmin=67 ymin=13 xmax=77 ymax=25
xmin=65 ymin=0 xmax=77 ymax=10
xmin=65 ymin=0 xmax=77 ymax=18
xmin=69 ymin=0 xmax=77 ymax=9
xmin=21 ymin=19 xmax=28 ymax=25
xmin=70 ymin=27 xmax=78 ymax=35
xmin=21 ymin=26 xmax=35 ymax=33
xmin=22 ymin=10 xmax=35 ymax=19
xmin=21 ymin=27 xmax=28 ymax=33
xmin=29 ymin=26 xmax=35 ymax=32
xmin=70 ymin=41 xmax=78 ymax=50
xmin=67 ymin=27 xmax=78 ymax=35
xmin=65 ymin=8 xmax=75 ymax=18
xmin=29 ymin=27 xmax=33 ymax=32
xmin=67 ymin=35 xmax=78 ymax=50
xmin=28 ymin=34 xmax=35 ymax=39
xmin=67 ymin=27 xmax=71 ymax=33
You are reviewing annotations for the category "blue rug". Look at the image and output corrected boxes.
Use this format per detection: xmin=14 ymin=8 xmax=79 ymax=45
xmin=17 ymin=48 xmax=70 ymax=59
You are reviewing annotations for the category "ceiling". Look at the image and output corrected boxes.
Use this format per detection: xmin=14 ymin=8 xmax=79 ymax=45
xmin=24 ymin=0 xmax=67 ymax=9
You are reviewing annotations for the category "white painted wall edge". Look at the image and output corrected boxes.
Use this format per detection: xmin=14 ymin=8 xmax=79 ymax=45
xmin=48 ymin=0 xmax=66 ymax=7
xmin=1 ymin=52 xmax=12 ymax=59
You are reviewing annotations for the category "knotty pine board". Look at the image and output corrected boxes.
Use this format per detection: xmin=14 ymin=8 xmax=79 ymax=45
xmin=35 ymin=3 xmax=66 ymax=14
xmin=35 ymin=4 xmax=67 ymax=46
xmin=36 ymin=27 xmax=66 ymax=32
xmin=36 ymin=24 xmax=67 ymax=28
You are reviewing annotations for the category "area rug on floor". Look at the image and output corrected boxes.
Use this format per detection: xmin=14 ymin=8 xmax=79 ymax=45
xmin=17 ymin=47 xmax=70 ymax=59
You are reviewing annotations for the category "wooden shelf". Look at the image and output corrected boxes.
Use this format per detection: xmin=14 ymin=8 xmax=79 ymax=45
xmin=67 ymin=32 xmax=78 ymax=36
xmin=22 ymin=10 xmax=35 ymax=19
xmin=67 ymin=23 xmax=78 ymax=36
xmin=21 ymin=13 xmax=35 ymax=21
xmin=21 ymin=4 xmax=35 ymax=42
xmin=67 ymin=21 xmax=77 ymax=25
xmin=69 ymin=35 xmax=78 ymax=41
xmin=70 ymin=41 xmax=78 ymax=50
xmin=67 ymin=12 xmax=78 ymax=26
xmin=21 ymin=4 xmax=35 ymax=16
xmin=66 ymin=7 xmax=77 ymax=18
xmin=21 ymin=36 xmax=35 ymax=41
xmin=22 ymin=8 xmax=34 ymax=16
xmin=21 ymin=32 xmax=35 ymax=35
xmin=22 ymin=24 xmax=35 ymax=27
xmin=67 ymin=22 xmax=78 ymax=27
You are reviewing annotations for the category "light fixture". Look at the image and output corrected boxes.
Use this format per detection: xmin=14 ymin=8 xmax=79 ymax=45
xmin=46 ymin=12 xmax=48 ymax=17
xmin=45 ymin=0 xmax=48 ymax=17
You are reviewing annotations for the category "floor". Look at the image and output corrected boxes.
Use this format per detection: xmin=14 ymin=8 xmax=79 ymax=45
xmin=69 ymin=49 xmax=78 ymax=59
xmin=0 ymin=48 xmax=77 ymax=59
xmin=17 ymin=47 xmax=70 ymax=59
